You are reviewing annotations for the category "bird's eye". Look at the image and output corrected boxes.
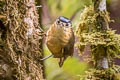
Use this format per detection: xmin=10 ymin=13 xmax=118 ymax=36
xmin=57 ymin=21 xmax=60 ymax=24
xmin=66 ymin=23 xmax=71 ymax=27
xmin=66 ymin=23 xmax=68 ymax=26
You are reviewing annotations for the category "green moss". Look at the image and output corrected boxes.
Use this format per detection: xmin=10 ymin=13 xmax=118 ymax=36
xmin=76 ymin=5 xmax=120 ymax=59
xmin=76 ymin=5 xmax=120 ymax=80
xmin=78 ymin=65 xmax=120 ymax=80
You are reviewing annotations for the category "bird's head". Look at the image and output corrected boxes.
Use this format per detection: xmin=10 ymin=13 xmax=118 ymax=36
xmin=55 ymin=16 xmax=72 ymax=28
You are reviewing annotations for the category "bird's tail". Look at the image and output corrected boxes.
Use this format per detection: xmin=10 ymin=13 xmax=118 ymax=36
xmin=58 ymin=57 xmax=67 ymax=67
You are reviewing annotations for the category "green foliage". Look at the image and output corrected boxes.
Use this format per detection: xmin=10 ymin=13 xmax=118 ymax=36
xmin=47 ymin=0 xmax=92 ymax=18
xmin=78 ymin=65 xmax=120 ymax=80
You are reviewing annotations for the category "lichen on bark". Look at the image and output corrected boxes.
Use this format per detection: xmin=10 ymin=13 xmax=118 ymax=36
xmin=0 ymin=0 xmax=44 ymax=80
xmin=76 ymin=0 xmax=120 ymax=79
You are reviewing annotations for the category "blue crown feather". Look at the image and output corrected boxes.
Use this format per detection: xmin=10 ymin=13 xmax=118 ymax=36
xmin=59 ymin=16 xmax=71 ymax=23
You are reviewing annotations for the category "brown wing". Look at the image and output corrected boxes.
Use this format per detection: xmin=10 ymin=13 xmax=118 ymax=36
xmin=63 ymin=28 xmax=75 ymax=57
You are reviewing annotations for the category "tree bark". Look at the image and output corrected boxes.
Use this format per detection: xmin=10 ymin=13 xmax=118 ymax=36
xmin=0 ymin=0 xmax=44 ymax=80
xmin=94 ymin=0 xmax=109 ymax=69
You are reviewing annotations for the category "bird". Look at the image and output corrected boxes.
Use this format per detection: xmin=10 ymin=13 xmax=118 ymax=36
xmin=42 ymin=16 xmax=75 ymax=67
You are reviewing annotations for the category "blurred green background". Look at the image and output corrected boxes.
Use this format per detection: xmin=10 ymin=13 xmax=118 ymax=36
xmin=40 ymin=0 xmax=120 ymax=80
xmin=43 ymin=45 xmax=88 ymax=80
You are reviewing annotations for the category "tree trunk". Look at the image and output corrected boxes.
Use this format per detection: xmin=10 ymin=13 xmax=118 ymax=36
xmin=0 ymin=0 xmax=44 ymax=80
xmin=94 ymin=0 xmax=109 ymax=69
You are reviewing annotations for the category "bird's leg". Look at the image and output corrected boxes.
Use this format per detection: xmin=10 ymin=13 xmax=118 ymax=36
xmin=40 ymin=54 xmax=53 ymax=61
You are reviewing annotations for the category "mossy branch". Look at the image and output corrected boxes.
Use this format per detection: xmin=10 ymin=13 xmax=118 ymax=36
xmin=76 ymin=0 xmax=120 ymax=79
